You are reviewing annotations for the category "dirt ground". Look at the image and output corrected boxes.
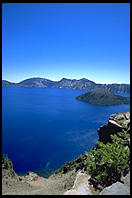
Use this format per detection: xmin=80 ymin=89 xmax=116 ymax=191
xmin=2 ymin=169 xmax=77 ymax=195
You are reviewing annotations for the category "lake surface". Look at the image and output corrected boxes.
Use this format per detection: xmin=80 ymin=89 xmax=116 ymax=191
xmin=2 ymin=87 xmax=130 ymax=174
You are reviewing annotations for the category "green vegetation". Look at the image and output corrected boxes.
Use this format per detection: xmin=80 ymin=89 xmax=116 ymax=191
xmin=116 ymin=118 xmax=125 ymax=125
xmin=2 ymin=154 xmax=13 ymax=170
xmin=84 ymin=130 xmax=130 ymax=187
xmin=76 ymin=87 xmax=130 ymax=105
xmin=55 ymin=155 xmax=85 ymax=174
xmin=2 ymin=154 xmax=16 ymax=178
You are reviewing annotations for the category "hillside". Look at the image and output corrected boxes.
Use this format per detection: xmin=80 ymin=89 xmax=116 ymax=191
xmin=2 ymin=77 xmax=130 ymax=93
xmin=2 ymin=80 xmax=17 ymax=87
xmin=76 ymin=87 xmax=130 ymax=105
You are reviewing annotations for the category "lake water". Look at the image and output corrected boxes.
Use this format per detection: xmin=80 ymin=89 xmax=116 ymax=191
xmin=2 ymin=87 xmax=130 ymax=174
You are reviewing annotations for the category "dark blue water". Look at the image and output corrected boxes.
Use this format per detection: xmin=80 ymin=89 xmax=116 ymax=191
xmin=2 ymin=87 xmax=130 ymax=174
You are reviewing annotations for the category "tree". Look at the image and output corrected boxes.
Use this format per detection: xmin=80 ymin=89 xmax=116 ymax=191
xmin=84 ymin=131 xmax=130 ymax=187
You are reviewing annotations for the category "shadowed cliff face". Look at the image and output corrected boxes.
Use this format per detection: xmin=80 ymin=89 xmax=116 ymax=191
xmin=97 ymin=112 xmax=130 ymax=144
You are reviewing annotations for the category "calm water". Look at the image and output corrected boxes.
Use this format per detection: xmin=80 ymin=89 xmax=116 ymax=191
xmin=2 ymin=87 xmax=130 ymax=174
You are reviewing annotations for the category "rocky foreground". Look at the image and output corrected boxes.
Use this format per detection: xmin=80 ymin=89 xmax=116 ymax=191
xmin=2 ymin=112 xmax=130 ymax=195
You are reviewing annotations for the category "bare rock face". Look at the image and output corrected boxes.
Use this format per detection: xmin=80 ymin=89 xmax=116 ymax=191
xmin=121 ymin=171 xmax=130 ymax=188
xmin=63 ymin=171 xmax=92 ymax=195
xmin=2 ymin=155 xmax=34 ymax=195
xmin=99 ymin=182 xmax=130 ymax=195
xmin=99 ymin=169 xmax=130 ymax=195
xmin=2 ymin=155 xmax=17 ymax=179
xmin=24 ymin=171 xmax=39 ymax=182
xmin=97 ymin=112 xmax=130 ymax=144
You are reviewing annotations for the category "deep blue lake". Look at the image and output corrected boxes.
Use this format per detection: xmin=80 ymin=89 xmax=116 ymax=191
xmin=2 ymin=87 xmax=130 ymax=174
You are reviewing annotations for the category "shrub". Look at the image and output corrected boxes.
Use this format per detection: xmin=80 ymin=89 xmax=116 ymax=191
xmin=116 ymin=118 xmax=125 ymax=125
xmin=84 ymin=131 xmax=130 ymax=187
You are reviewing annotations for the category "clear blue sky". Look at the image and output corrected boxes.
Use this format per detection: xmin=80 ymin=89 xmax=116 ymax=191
xmin=2 ymin=3 xmax=130 ymax=84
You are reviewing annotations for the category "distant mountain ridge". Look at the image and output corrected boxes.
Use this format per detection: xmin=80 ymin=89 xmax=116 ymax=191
xmin=2 ymin=77 xmax=130 ymax=93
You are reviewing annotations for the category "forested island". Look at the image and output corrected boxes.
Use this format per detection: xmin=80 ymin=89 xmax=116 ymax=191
xmin=76 ymin=87 xmax=130 ymax=106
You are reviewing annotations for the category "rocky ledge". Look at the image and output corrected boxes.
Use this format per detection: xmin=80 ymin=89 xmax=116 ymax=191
xmin=99 ymin=170 xmax=130 ymax=195
xmin=97 ymin=112 xmax=130 ymax=144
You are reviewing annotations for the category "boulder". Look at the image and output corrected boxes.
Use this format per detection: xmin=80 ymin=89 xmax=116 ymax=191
xmin=63 ymin=171 xmax=92 ymax=195
xmin=25 ymin=172 xmax=39 ymax=182
xmin=98 ymin=112 xmax=130 ymax=144
xmin=99 ymin=182 xmax=130 ymax=195
xmin=121 ymin=171 xmax=130 ymax=188
xmin=110 ymin=113 xmax=125 ymax=121
xmin=124 ymin=112 xmax=130 ymax=120
xmin=110 ymin=112 xmax=130 ymax=121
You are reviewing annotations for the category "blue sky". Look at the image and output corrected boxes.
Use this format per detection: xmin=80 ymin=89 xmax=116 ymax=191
xmin=2 ymin=3 xmax=130 ymax=84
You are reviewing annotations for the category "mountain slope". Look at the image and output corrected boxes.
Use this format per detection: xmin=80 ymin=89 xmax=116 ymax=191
xmin=2 ymin=80 xmax=17 ymax=87
xmin=17 ymin=78 xmax=56 ymax=87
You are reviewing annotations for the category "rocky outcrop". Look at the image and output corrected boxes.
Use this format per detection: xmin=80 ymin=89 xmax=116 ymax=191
xmin=2 ymin=155 xmax=17 ymax=179
xmin=2 ymin=155 xmax=33 ymax=195
xmin=63 ymin=171 xmax=92 ymax=195
xmin=23 ymin=171 xmax=40 ymax=182
xmin=98 ymin=112 xmax=130 ymax=144
xmin=121 ymin=170 xmax=130 ymax=188
xmin=99 ymin=181 xmax=130 ymax=195
xmin=99 ymin=169 xmax=130 ymax=195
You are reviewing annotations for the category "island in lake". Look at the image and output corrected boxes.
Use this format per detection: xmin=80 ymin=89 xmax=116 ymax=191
xmin=76 ymin=87 xmax=130 ymax=106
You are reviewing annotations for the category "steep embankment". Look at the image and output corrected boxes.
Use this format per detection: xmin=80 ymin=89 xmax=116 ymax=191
xmin=2 ymin=112 xmax=130 ymax=195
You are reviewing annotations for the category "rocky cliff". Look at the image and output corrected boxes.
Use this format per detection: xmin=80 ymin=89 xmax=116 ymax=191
xmin=97 ymin=112 xmax=130 ymax=144
xmin=99 ymin=170 xmax=130 ymax=195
